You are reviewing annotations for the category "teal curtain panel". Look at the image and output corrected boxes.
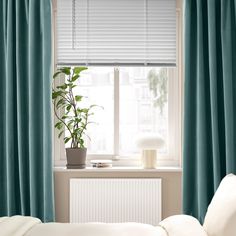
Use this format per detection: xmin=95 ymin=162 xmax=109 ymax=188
xmin=0 ymin=0 xmax=54 ymax=222
xmin=183 ymin=0 xmax=236 ymax=223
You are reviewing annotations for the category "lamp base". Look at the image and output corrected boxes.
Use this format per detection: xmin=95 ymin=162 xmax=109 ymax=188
xmin=141 ymin=150 xmax=157 ymax=169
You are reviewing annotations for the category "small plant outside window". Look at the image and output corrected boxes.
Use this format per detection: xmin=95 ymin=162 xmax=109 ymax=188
xmin=147 ymin=68 xmax=168 ymax=114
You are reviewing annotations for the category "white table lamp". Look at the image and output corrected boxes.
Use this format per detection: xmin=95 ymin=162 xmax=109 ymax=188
xmin=136 ymin=134 xmax=165 ymax=169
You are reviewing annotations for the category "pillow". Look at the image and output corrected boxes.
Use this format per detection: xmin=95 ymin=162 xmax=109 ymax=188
xmin=203 ymin=174 xmax=236 ymax=236
xmin=159 ymin=215 xmax=207 ymax=236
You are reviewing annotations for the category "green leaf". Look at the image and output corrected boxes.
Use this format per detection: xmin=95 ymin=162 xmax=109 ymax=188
xmin=58 ymin=130 xmax=64 ymax=138
xmin=76 ymin=108 xmax=82 ymax=113
xmin=60 ymin=67 xmax=71 ymax=75
xmin=80 ymin=122 xmax=85 ymax=127
xmin=52 ymin=92 xmax=57 ymax=99
xmin=56 ymin=98 xmax=65 ymax=108
xmin=66 ymin=104 xmax=72 ymax=111
xmin=81 ymin=108 xmax=89 ymax=113
xmin=75 ymin=95 xmax=83 ymax=102
xmin=75 ymin=117 xmax=82 ymax=123
xmin=53 ymin=71 xmax=61 ymax=79
xmin=56 ymin=83 xmax=67 ymax=90
xmin=74 ymin=127 xmax=82 ymax=133
xmin=62 ymin=115 xmax=68 ymax=119
xmin=72 ymin=74 xmax=80 ymax=82
xmin=78 ymin=139 xmax=85 ymax=148
xmin=64 ymin=137 xmax=71 ymax=144
xmin=52 ymin=90 xmax=67 ymax=100
xmin=52 ymin=91 xmax=62 ymax=99
xmin=74 ymin=67 xmax=87 ymax=74
xmin=67 ymin=119 xmax=74 ymax=127
xmin=67 ymin=82 xmax=73 ymax=87
xmin=55 ymin=121 xmax=63 ymax=130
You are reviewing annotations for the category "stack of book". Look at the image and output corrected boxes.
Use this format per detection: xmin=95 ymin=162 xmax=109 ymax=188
xmin=90 ymin=160 xmax=113 ymax=168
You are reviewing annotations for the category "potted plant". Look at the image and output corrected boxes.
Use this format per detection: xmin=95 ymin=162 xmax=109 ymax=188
xmin=52 ymin=67 xmax=97 ymax=169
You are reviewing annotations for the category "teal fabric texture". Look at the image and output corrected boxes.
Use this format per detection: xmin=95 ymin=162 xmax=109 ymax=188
xmin=183 ymin=0 xmax=236 ymax=223
xmin=0 ymin=0 xmax=54 ymax=222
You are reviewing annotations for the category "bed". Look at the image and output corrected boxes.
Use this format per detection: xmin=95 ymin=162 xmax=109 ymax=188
xmin=0 ymin=174 xmax=235 ymax=236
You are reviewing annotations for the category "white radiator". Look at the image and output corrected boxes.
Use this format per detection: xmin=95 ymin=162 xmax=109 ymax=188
xmin=70 ymin=178 xmax=162 ymax=225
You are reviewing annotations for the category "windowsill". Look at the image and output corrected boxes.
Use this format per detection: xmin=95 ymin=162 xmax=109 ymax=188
xmin=54 ymin=166 xmax=182 ymax=173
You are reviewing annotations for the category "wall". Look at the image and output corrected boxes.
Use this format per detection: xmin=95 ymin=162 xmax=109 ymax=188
xmin=54 ymin=169 xmax=182 ymax=223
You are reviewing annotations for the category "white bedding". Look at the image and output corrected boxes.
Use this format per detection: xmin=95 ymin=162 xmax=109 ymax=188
xmin=0 ymin=215 xmax=207 ymax=236
xmin=159 ymin=215 xmax=208 ymax=236
xmin=0 ymin=216 xmax=40 ymax=236
xmin=26 ymin=222 xmax=166 ymax=236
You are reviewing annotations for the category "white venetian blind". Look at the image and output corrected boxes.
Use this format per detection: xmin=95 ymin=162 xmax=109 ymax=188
xmin=56 ymin=0 xmax=176 ymax=66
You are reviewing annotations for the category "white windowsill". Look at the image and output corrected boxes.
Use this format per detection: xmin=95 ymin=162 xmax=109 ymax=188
xmin=54 ymin=166 xmax=182 ymax=173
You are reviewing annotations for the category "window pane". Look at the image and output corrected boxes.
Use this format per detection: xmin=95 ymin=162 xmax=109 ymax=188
xmin=65 ymin=67 xmax=114 ymax=154
xmin=119 ymin=67 xmax=168 ymax=156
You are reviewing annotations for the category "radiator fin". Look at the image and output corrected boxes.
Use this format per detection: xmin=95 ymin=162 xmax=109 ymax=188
xmin=70 ymin=178 xmax=161 ymax=225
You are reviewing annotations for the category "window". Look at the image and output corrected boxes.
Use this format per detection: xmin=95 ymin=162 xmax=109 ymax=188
xmin=54 ymin=66 xmax=181 ymax=166
xmin=53 ymin=0 xmax=182 ymax=167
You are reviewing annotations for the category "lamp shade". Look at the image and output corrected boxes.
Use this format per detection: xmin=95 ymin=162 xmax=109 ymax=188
xmin=136 ymin=134 xmax=165 ymax=150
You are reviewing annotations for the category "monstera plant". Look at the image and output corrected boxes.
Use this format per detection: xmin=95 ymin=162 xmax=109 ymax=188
xmin=52 ymin=67 xmax=97 ymax=169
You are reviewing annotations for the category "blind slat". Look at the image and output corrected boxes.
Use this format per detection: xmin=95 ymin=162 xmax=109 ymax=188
xmin=57 ymin=0 xmax=176 ymax=66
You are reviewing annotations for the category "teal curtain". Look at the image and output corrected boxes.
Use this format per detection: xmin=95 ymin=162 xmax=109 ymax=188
xmin=0 ymin=0 xmax=54 ymax=222
xmin=183 ymin=0 xmax=236 ymax=223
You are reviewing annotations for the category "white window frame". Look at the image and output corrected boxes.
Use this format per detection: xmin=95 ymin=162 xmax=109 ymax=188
xmin=53 ymin=1 xmax=183 ymax=167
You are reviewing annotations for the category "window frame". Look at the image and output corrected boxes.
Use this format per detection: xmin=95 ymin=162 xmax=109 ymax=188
xmin=53 ymin=1 xmax=183 ymax=167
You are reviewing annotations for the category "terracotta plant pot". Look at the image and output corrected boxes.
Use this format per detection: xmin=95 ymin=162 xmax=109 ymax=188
xmin=66 ymin=148 xmax=87 ymax=169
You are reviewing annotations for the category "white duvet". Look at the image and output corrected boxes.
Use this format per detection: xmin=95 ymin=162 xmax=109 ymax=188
xmin=2 ymin=175 xmax=235 ymax=236
xmin=0 ymin=215 xmax=207 ymax=236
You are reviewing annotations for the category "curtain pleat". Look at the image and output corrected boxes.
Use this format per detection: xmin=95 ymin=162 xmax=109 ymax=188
xmin=183 ymin=0 xmax=236 ymax=223
xmin=0 ymin=0 xmax=54 ymax=222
